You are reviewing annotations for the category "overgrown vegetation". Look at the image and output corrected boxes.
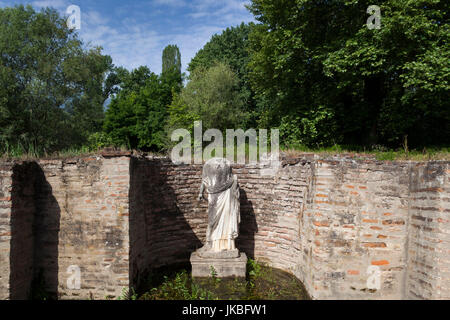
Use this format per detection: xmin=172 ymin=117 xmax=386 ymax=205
xmin=247 ymin=0 xmax=449 ymax=148
xmin=119 ymin=260 xmax=310 ymax=301
xmin=282 ymin=145 xmax=450 ymax=161
xmin=0 ymin=5 xmax=116 ymax=155
xmin=1 ymin=2 xmax=448 ymax=159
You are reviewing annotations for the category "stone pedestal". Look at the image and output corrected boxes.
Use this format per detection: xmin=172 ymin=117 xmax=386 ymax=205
xmin=190 ymin=250 xmax=247 ymax=278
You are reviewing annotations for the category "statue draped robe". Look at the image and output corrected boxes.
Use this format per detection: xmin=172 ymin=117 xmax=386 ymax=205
xmin=199 ymin=158 xmax=240 ymax=252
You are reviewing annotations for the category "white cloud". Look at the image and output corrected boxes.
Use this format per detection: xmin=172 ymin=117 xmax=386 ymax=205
xmin=32 ymin=0 xmax=69 ymax=10
xmin=83 ymin=10 xmax=109 ymax=26
xmin=169 ymin=25 xmax=225 ymax=73
xmin=78 ymin=9 xmax=164 ymax=73
xmin=16 ymin=0 xmax=254 ymax=74
xmin=153 ymin=0 xmax=186 ymax=7
xmin=188 ymin=0 xmax=252 ymax=26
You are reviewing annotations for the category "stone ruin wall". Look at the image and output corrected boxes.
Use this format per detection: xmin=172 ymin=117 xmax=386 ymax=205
xmin=1 ymin=157 xmax=131 ymax=300
xmin=0 ymin=154 xmax=448 ymax=300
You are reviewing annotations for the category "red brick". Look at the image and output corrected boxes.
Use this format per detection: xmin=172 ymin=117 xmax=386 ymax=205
xmin=372 ymin=260 xmax=389 ymax=266
xmin=347 ymin=270 xmax=360 ymax=275
xmin=363 ymin=219 xmax=378 ymax=224
xmin=363 ymin=242 xmax=387 ymax=248
xmin=313 ymin=221 xmax=330 ymax=227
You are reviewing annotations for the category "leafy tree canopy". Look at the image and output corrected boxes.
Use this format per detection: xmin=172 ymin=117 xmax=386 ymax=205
xmin=0 ymin=5 xmax=114 ymax=154
xmin=104 ymin=64 xmax=182 ymax=151
xmin=167 ymin=62 xmax=248 ymax=135
xmin=162 ymin=44 xmax=182 ymax=77
xmin=247 ymin=0 xmax=449 ymax=147
xmin=188 ymin=23 xmax=259 ymax=127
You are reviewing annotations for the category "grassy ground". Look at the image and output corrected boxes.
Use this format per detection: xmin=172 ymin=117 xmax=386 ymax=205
xmin=281 ymin=145 xmax=450 ymax=161
xmin=1 ymin=144 xmax=449 ymax=162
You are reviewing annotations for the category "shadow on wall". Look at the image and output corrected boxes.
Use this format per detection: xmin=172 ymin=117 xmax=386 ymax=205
xmin=32 ymin=164 xmax=60 ymax=300
xmin=129 ymin=159 xmax=260 ymax=290
xmin=237 ymin=188 xmax=258 ymax=259
xmin=129 ymin=158 xmax=203 ymax=290
xmin=10 ymin=163 xmax=60 ymax=300
xmin=10 ymin=162 xmax=35 ymax=300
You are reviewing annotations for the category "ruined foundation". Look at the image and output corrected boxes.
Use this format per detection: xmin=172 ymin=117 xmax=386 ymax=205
xmin=0 ymin=153 xmax=448 ymax=300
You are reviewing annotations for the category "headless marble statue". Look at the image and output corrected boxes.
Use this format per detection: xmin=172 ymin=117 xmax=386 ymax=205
xmin=197 ymin=158 xmax=240 ymax=253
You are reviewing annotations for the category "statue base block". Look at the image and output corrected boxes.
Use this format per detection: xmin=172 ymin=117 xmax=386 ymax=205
xmin=190 ymin=250 xmax=247 ymax=278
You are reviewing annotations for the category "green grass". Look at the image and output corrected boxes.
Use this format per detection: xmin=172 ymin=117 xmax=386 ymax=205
xmin=137 ymin=267 xmax=217 ymax=300
xmin=133 ymin=260 xmax=310 ymax=301
xmin=2 ymin=142 xmax=448 ymax=162
xmin=0 ymin=145 xmax=127 ymax=161
xmin=281 ymin=145 xmax=450 ymax=161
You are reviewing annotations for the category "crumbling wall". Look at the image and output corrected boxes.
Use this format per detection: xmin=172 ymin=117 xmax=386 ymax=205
xmin=406 ymin=163 xmax=450 ymax=299
xmin=0 ymin=163 xmax=14 ymax=299
xmin=10 ymin=162 xmax=36 ymax=299
xmin=300 ymin=160 xmax=412 ymax=299
xmin=129 ymin=157 xmax=205 ymax=289
xmin=33 ymin=157 xmax=131 ymax=300
xmin=128 ymin=157 xmax=310 ymax=281
xmin=0 ymin=162 xmax=35 ymax=300
xmin=0 ymin=155 xmax=448 ymax=300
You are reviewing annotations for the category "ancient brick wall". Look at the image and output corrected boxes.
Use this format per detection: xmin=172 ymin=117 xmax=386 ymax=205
xmin=299 ymin=159 xmax=449 ymax=300
xmin=0 ymin=162 xmax=36 ymax=300
xmin=33 ymin=157 xmax=131 ymax=300
xmin=128 ymin=157 xmax=312 ymax=280
xmin=0 ymin=162 xmax=13 ymax=299
xmin=128 ymin=157 xmax=449 ymax=300
xmin=234 ymin=160 xmax=312 ymax=279
xmin=130 ymin=157 xmax=205 ymax=278
xmin=9 ymin=162 xmax=36 ymax=300
xmin=406 ymin=163 xmax=450 ymax=299
xmin=0 ymin=155 xmax=448 ymax=300
xmin=300 ymin=160 xmax=412 ymax=299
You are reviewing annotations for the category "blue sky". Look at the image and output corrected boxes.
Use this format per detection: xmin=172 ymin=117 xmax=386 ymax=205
xmin=0 ymin=0 xmax=255 ymax=74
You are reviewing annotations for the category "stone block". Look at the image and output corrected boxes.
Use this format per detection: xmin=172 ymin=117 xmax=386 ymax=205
xmin=190 ymin=250 xmax=247 ymax=278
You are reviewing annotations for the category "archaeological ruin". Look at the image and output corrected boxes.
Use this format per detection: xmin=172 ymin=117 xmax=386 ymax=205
xmin=0 ymin=151 xmax=448 ymax=300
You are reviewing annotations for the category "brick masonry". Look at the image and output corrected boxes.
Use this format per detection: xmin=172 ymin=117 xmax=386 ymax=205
xmin=1 ymin=157 xmax=131 ymax=300
xmin=0 ymin=162 xmax=14 ymax=299
xmin=0 ymin=154 xmax=448 ymax=300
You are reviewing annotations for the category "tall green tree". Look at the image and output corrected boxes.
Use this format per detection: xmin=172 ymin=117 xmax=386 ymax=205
xmin=0 ymin=5 xmax=114 ymax=154
xmin=162 ymin=44 xmax=181 ymax=75
xmin=103 ymin=63 xmax=182 ymax=151
xmin=167 ymin=62 xmax=248 ymax=134
xmin=247 ymin=0 xmax=449 ymax=148
xmin=161 ymin=44 xmax=183 ymax=101
xmin=188 ymin=23 xmax=258 ymax=127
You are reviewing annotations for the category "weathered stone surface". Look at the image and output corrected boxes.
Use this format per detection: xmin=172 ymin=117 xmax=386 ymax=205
xmin=190 ymin=251 xmax=247 ymax=278
xmin=197 ymin=158 xmax=241 ymax=260
xmin=0 ymin=155 xmax=448 ymax=300
xmin=197 ymin=248 xmax=240 ymax=259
